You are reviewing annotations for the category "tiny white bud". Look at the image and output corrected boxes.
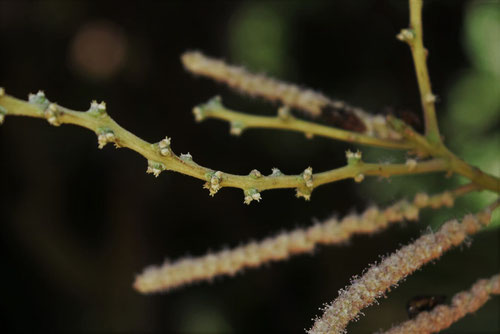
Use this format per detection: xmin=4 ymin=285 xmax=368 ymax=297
xmin=249 ymin=169 xmax=262 ymax=178
xmin=193 ymin=106 xmax=204 ymax=122
xmin=270 ymin=168 xmax=283 ymax=177
xmin=230 ymin=121 xmax=244 ymax=136
xmin=97 ymin=134 xmax=107 ymax=149
xmin=305 ymin=132 xmax=314 ymax=139
xmin=251 ymin=192 xmax=262 ymax=201
xmin=397 ymin=29 xmax=414 ymax=42
xmin=158 ymin=137 xmax=171 ymax=156
xmin=346 ymin=150 xmax=363 ymax=165
xmin=146 ymin=161 xmax=165 ymax=178
xmin=278 ymin=105 xmax=291 ymax=121
xmin=425 ymin=93 xmax=437 ymax=104
xmin=295 ymin=188 xmax=311 ymax=201
xmin=97 ymin=128 xmax=115 ymax=149
xmin=44 ymin=103 xmax=61 ymax=126
xmin=206 ymin=171 xmax=223 ymax=196
xmin=354 ymin=174 xmax=365 ymax=183
xmin=180 ymin=152 xmax=192 ymax=161
xmin=406 ymin=159 xmax=417 ymax=171
xmin=244 ymin=189 xmax=261 ymax=204
xmin=302 ymin=167 xmax=313 ymax=189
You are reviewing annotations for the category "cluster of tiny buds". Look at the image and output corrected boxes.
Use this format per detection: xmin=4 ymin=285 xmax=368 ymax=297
xmin=270 ymin=168 xmax=283 ymax=177
xmin=158 ymin=136 xmax=171 ymax=156
xmin=397 ymin=28 xmax=415 ymax=42
xmin=406 ymin=158 xmax=417 ymax=171
xmin=249 ymin=169 xmax=262 ymax=178
xmin=295 ymin=187 xmax=311 ymax=201
xmin=146 ymin=160 xmax=166 ymax=177
xmin=204 ymin=171 xmax=223 ymax=196
xmin=180 ymin=152 xmax=193 ymax=161
xmin=303 ymin=167 xmax=313 ymax=189
xmin=346 ymin=150 xmax=363 ymax=165
xmin=230 ymin=121 xmax=244 ymax=136
xmin=88 ymin=100 xmax=107 ymax=116
xmin=97 ymin=128 xmax=115 ymax=149
xmin=28 ymin=90 xmax=50 ymax=111
xmin=425 ymin=93 xmax=438 ymax=104
xmin=44 ymin=103 xmax=61 ymax=126
xmin=244 ymin=188 xmax=262 ymax=205
xmin=192 ymin=106 xmax=205 ymax=122
xmin=277 ymin=105 xmax=292 ymax=121
xmin=354 ymin=174 xmax=365 ymax=183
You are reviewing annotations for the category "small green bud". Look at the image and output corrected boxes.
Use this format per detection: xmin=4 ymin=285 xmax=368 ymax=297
xmin=346 ymin=150 xmax=363 ymax=165
xmin=88 ymin=100 xmax=107 ymax=117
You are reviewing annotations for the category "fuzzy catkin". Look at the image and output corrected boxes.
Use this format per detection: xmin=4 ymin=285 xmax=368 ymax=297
xmin=133 ymin=191 xmax=454 ymax=293
xmin=381 ymin=274 xmax=500 ymax=334
xmin=307 ymin=211 xmax=492 ymax=334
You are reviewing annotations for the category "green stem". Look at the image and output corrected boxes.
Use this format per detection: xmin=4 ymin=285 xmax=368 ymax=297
xmin=388 ymin=116 xmax=500 ymax=193
xmin=400 ymin=0 xmax=441 ymax=144
xmin=195 ymin=97 xmax=414 ymax=150
xmin=0 ymin=93 xmax=449 ymax=202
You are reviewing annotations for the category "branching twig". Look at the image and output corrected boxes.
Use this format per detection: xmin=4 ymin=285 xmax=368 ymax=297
xmin=388 ymin=116 xmax=500 ymax=193
xmin=397 ymin=0 xmax=440 ymax=143
xmin=133 ymin=187 xmax=473 ymax=293
xmin=307 ymin=200 xmax=498 ymax=334
xmin=381 ymin=273 xmax=500 ymax=334
xmin=194 ymin=96 xmax=412 ymax=150
xmin=0 ymin=90 xmax=450 ymax=203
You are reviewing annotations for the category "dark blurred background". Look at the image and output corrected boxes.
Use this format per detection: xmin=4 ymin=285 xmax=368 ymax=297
xmin=0 ymin=1 xmax=498 ymax=333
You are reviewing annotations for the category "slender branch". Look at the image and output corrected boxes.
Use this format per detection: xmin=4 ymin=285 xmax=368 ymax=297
xmin=307 ymin=201 xmax=497 ymax=334
xmin=182 ymin=51 xmax=402 ymax=140
xmin=133 ymin=186 xmax=473 ymax=293
xmin=194 ymin=96 xmax=413 ymax=150
xmin=0 ymin=90 xmax=449 ymax=203
xmin=381 ymin=273 xmax=500 ymax=334
xmin=388 ymin=116 xmax=500 ymax=193
xmin=397 ymin=0 xmax=441 ymax=143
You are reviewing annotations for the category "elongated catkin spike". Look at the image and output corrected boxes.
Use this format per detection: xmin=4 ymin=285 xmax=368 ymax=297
xmin=380 ymin=273 xmax=500 ymax=334
xmin=133 ymin=190 xmax=457 ymax=294
xmin=307 ymin=203 xmax=496 ymax=334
